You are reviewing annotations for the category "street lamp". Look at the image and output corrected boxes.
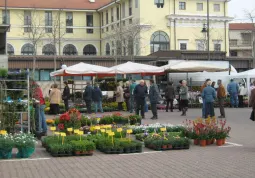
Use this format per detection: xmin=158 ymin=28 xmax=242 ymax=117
xmin=201 ymin=0 xmax=210 ymax=60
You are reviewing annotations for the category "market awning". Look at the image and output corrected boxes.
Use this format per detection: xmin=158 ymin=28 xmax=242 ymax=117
xmin=161 ymin=60 xmax=230 ymax=72
xmin=50 ymin=62 xmax=115 ymax=77
xmin=110 ymin=61 xmax=165 ymax=75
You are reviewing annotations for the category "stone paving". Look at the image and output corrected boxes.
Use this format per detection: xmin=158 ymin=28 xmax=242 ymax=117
xmin=1 ymin=108 xmax=255 ymax=178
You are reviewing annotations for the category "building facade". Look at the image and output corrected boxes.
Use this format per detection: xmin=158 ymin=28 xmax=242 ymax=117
xmin=229 ymin=23 xmax=255 ymax=58
xmin=0 ymin=0 xmax=232 ymax=58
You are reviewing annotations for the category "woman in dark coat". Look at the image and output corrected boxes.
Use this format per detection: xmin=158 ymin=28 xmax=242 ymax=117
xmin=165 ymin=81 xmax=175 ymax=112
xmin=62 ymin=81 xmax=70 ymax=111
xmin=123 ymin=81 xmax=131 ymax=112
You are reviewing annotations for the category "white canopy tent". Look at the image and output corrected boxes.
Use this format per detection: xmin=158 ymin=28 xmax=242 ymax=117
xmin=161 ymin=60 xmax=231 ymax=72
xmin=110 ymin=61 xmax=165 ymax=75
xmin=50 ymin=62 xmax=115 ymax=77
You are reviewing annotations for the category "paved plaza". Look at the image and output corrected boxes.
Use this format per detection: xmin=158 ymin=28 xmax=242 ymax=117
xmin=1 ymin=108 xmax=255 ymax=178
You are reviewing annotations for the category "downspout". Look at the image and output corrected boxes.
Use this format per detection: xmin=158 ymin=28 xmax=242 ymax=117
xmin=174 ymin=0 xmax=176 ymax=50
xmin=224 ymin=0 xmax=227 ymax=56
xmin=97 ymin=10 xmax=102 ymax=56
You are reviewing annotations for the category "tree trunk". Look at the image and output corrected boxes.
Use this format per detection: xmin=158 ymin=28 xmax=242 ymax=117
xmin=54 ymin=54 xmax=57 ymax=82
xmin=32 ymin=55 xmax=36 ymax=78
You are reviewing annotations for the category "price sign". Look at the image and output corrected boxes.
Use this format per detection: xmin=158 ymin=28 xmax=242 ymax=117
xmin=50 ymin=127 xmax=56 ymax=131
xmin=160 ymin=128 xmax=166 ymax=132
xmin=74 ymin=129 xmax=79 ymax=134
xmin=95 ymin=126 xmax=100 ymax=130
xmin=100 ymin=129 xmax=106 ymax=133
xmin=54 ymin=132 xmax=60 ymax=135
xmin=78 ymin=131 xmax=83 ymax=135
xmin=126 ymin=129 xmax=133 ymax=134
xmin=108 ymin=132 xmax=115 ymax=136
xmin=117 ymin=128 xmax=123 ymax=132
xmin=67 ymin=128 xmax=73 ymax=132
xmin=106 ymin=130 xmax=110 ymax=134
xmin=60 ymin=133 xmax=66 ymax=137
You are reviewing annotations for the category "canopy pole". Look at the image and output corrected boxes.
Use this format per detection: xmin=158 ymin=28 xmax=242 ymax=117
xmin=247 ymin=77 xmax=250 ymax=108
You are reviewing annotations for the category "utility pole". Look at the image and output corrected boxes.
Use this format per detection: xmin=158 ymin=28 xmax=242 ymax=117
xmin=207 ymin=0 xmax=210 ymax=60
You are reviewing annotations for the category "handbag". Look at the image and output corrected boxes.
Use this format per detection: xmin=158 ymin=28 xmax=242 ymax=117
xmin=250 ymin=110 xmax=255 ymax=121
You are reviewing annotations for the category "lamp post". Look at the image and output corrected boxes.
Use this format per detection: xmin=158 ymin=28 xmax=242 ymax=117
xmin=201 ymin=0 xmax=210 ymax=60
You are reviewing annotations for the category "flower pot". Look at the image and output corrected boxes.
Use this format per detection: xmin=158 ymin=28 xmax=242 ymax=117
xmin=222 ymin=138 xmax=226 ymax=145
xmin=0 ymin=148 xmax=13 ymax=159
xmin=167 ymin=145 xmax=173 ymax=149
xmin=216 ymin=139 xmax=223 ymax=146
xmin=199 ymin=140 xmax=206 ymax=147
xmin=162 ymin=145 xmax=167 ymax=150
xmin=75 ymin=151 xmax=81 ymax=155
xmin=211 ymin=139 xmax=215 ymax=144
xmin=206 ymin=140 xmax=212 ymax=145
xmin=16 ymin=147 xmax=35 ymax=158
xmin=194 ymin=139 xmax=199 ymax=145
xmin=87 ymin=150 xmax=94 ymax=155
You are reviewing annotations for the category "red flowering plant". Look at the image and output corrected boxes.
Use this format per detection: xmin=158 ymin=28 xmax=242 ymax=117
xmin=57 ymin=108 xmax=82 ymax=132
xmin=214 ymin=119 xmax=231 ymax=140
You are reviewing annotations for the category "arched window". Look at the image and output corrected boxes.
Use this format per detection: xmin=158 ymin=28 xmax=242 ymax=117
xmin=21 ymin=43 xmax=34 ymax=55
xmin=83 ymin=44 xmax=96 ymax=55
xmin=7 ymin=44 xmax=14 ymax=55
xmin=63 ymin=44 xmax=77 ymax=55
xmin=42 ymin=44 xmax=56 ymax=55
xmin=105 ymin=43 xmax=110 ymax=55
xmin=150 ymin=31 xmax=170 ymax=53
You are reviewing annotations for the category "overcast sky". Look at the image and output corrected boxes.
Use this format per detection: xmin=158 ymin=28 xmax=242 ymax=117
xmin=229 ymin=0 xmax=255 ymax=22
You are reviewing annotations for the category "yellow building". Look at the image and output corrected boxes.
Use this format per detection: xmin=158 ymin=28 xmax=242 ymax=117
xmin=0 ymin=0 xmax=233 ymax=57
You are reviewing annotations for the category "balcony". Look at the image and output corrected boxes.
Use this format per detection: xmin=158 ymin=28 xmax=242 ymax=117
xmin=229 ymin=40 xmax=252 ymax=50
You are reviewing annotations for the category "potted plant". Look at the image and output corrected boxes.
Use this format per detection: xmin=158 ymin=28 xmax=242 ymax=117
xmin=161 ymin=140 xmax=168 ymax=150
xmin=85 ymin=141 xmax=96 ymax=155
xmin=14 ymin=133 xmax=37 ymax=158
xmin=0 ymin=134 xmax=14 ymax=159
xmin=0 ymin=68 xmax=8 ymax=79
xmin=198 ymin=133 xmax=207 ymax=147
xmin=71 ymin=141 xmax=85 ymax=155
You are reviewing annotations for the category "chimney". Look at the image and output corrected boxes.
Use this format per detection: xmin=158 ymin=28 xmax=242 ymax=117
xmin=89 ymin=0 xmax=95 ymax=2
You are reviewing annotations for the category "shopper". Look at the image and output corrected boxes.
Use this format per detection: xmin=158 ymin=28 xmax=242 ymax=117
xmin=217 ymin=80 xmax=226 ymax=118
xmin=62 ymin=81 xmax=70 ymax=111
xmin=201 ymin=79 xmax=211 ymax=117
xmin=249 ymin=87 xmax=255 ymax=121
xmin=116 ymin=83 xmax=124 ymax=111
xmin=165 ymin=81 xmax=175 ymax=112
xmin=238 ymin=83 xmax=245 ymax=108
xmin=92 ymin=84 xmax=103 ymax=113
xmin=129 ymin=80 xmax=137 ymax=113
xmin=31 ymin=82 xmax=47 ymax=136
xmin=149 ymin=80 xmax=160 ymax=120
xmin=176 ymin=80 xmax=182 ymax=112
xmin=83 ymin=82 xmax=93 ymax=114
xmin=134 ymin=80 xmax=148 ymax=119
xmin=227 ymin=79 xmax=239 ymax=108
xmin=49 ymin=84 xmax=61 ymax=115
xmin=124 ymin=81 xmax=131 ymax=112
xmin=179 ymin=80 xmax=189 ymax=116
xmin=202 ymin=80 xmax=216 ymax=118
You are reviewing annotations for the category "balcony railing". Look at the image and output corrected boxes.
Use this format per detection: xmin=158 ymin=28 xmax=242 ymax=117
xmin=230 ymin=40 xmax=252 ymax=47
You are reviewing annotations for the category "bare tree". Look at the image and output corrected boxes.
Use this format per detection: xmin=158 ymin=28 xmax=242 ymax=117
xmin=244 ymin=9 xmax=255 ymax=23
xmin=46 ymin=9 xmax=66 ymax=72
xmin=17 ymin=8 xmax=45 ymax=75
xmin=104 ymin=18 xmax=152 ymax=64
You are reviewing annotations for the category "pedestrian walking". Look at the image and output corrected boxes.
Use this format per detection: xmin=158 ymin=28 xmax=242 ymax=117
xmin=176 ymin=80 xmax=182 ymax=111
xmin=149 ymin=80 xmax=160 ymax=120
xmin=227 ymin=79 xmax=239 ymax=108
xmin=238 ymin=83 xmax=245 ymax=108
xmin=62 ymin=81 xmax=70 ymax=111
xmin=217 ymin=80 xmax=226 ymax=118
xmin=134 ymin=80 xmax=148 ymax=119
xmin=83 ymin=82 xmax=93 ymax=114
xmin=180 ymin=80 xmax=189 ymax=116
xmin=124 ymin=81 xmax=131 ymax=112
xmin=201 ymin=79 xmax=211 ymax=117
xmin=165 ymin=81 xmax=175 ymax=112
xmin=116 ymin=83 xmax=124 ymax=111
xmin=129 ymin=80 xmax=137 ymax=113
xmin=49 ymin=84 xmax=61 ymax=115
xmin=202 ymin=80 xmax=216 ymax=118
xmin=92 ymin=84 xmax=103 ymax=113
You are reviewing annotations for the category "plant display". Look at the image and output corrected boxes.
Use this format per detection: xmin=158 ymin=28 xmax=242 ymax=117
xmin=144 ymin=133 xmax=190 ymax=151
xmin=99 ymin=113 xmax=141 ymax=125
xmin=136 ymin=132 xmax=182 ymax=141
xmin=0 ymin=134 xmax=14 ymax=159
xmin=49 ymin=143 xmax=73 ymax=156
xmin=57 ymin=108 xmax=82 ymax=132
xmin=128 ymin=123 xmax=185 ymax=134
xmin=183 ymin=117 xmax=231 ymax=147
xmin=0 ymin=68 xmax=8 ymax=78
xmin=14 ymin=132 xmax=37 ymax=158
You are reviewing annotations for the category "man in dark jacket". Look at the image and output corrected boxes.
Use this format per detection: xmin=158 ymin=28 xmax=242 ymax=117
xmin=165 ymin=81 xmax=175 ymax=112
xmin=149 ymin=80 xmax=160 ymax=120
xmin=83 ymin=82 xmax=93 ymax=114
xmin=134 ymin=80 xmax=148 ymax=119
xmin=176 ymin=80 xmax=182 ymax=111
xmin=62 ymin=81 xmax=70 ymax=112
xmin=92 ymin=85 xmax=103 ymax=113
